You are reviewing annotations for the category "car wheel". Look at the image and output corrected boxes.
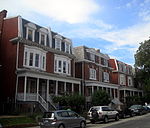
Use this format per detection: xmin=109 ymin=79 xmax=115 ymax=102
xmin=115 ymin=114 xmax=119 ymax=121
xmin=58 ymin=124 xmax=65 ymax=128
xmin=104 ymin=116 xmax=108 ymax=123
xmin=80 ymin=121 xmax=86 ymax=128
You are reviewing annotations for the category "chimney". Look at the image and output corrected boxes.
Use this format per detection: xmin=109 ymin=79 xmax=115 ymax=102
xmin=0 ymin=10 xmax=7 ymax=36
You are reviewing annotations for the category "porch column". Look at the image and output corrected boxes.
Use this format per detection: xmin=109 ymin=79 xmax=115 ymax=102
xmin=79 ymin=84 xmax=81 ymax=94
xmin=113 ymin=89 xmax=116 ymax=98
xmin=55 ymin=81 xmax=58 ymax=96
xmin=24 ymin=76 xmax=27 ymax=101
xmin=72 ymin=83 xmax=74 ymax=93
xmin=92 ymin=86 xmax=94 ymax=94
xmin=124 ymin=90 xmax=126 ymax=102
xmin=110 ymin=88 xmax=112 ymax=98
xmin=47 ymin=80 xmax=49 ymax=101
xmin=64 ymin=82 xmax=66 ymax=93
xmin=37 ymin=78 xmax=39 ymax=101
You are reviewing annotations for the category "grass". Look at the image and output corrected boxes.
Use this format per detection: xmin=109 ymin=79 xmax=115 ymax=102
xmin=0 ymin=116 xmax=37 ymax=127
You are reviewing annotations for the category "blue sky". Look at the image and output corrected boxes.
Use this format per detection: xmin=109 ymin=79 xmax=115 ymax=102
xmin=1 ymin=0 xmax=150 ymax=65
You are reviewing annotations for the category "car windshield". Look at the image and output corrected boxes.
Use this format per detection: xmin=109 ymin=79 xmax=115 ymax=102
xmin=130 ymin=105 xmax=141 ymax=109
xmin=90 ymin=107 xmax=99 ymax=112
xmin=43 ymin=112 xmax=54 ymax=119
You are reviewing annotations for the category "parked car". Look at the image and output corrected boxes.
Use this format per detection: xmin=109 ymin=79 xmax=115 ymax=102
xmin=118 ymin=107 xmax=134 ymax=118
xmin=129 ymin=105 xmax=146 ymax=115
xmin=143 ymin=106 xmax=150 ymax=113
xmin=87 ymin=106 xmax=119 ymax=123
xmin=39 ymin=110 xmax=86 ymax=128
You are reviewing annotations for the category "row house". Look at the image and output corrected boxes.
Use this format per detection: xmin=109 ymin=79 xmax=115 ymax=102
xmin=109 ymin=59 xmax=143 ymax=103
xmin=0 ymin=11 xmax=81 ymax=112
xmin=73 ymin=46 xmax=120 ymax=105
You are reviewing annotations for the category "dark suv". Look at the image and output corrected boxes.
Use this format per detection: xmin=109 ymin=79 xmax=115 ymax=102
xmin=39 ymin=110 xmax=86 ymax=128
xmin=129 ymin=105 xmax=145 ymax=115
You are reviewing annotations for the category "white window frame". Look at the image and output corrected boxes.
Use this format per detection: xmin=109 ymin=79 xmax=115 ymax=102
xmin=103 ymin=72 xmax=109 ymax=82
xmin=25 ymin=23 xmax=36 ymax=42
xmin=23 ymin=46 xmax=46 ymax=71
xmin=38 ymin=28 xmax=48 ymax=46
xmin=90 ymin=53 xmax=95 ymax=62
xmin=128 ymin=76 xmax=133 ymax=86
xmin=54 ymin=55 xmax=71 ymax=75
xmin=54 ymin=34 xmax=62 ymax=51
xmin=120 ymin=74 xmax=126 ymax=85
xmin=89 ymin=68 xmax=96 ymax=80
xmin=64 ymin=38 xmax=72 ymax=54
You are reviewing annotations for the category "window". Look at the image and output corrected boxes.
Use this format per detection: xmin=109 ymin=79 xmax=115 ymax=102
xmin=23 ymin=46 xmax=46 ymax=71
xmin=41 ymin=34 xmax=45 ymax=45
xmin=54 ymin=55 xmax=71 ymax=75
xmin=89 ymin=68 xmax=96 ymax=80
xmin=66 ymin=43 xmax=70 ymax=53
xmin=103 ymin=72 xmax=109 ymax=82
xmin=35 ymin=54 xmax=39 ymax=67
xmin=29 ymin=53 xmax=33 ymax=66
xmin=120 ymin=74 xmax=126 ymax=85
xmin=38 ymin=28 xmax=48 ymax=46
xmin=55 ymin=38 xmax=61 ymax=50
xmin=90 ymin=53 xmax=95 ymax=62
xmin=28 ymin=29 xmax=33 ymax=41
xmin=25 ymin=22 xmax=36 ymax=42
xmin=128 ymin=77 xmax=133 ymax=86
xmin=24 ymin=51 xmax=28 ymax=65
xmin=63 ymin=61 xmax=66 ymax=73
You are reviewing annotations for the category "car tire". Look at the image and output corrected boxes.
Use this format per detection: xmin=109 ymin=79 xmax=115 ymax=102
xmin=80 ymin=121 xmax=86 ymax=128
xmin=104 ymin=116 xmax=108 ymax=123
xmin=58 ymin=124 xmax=65 ymax=128
xmin=115 ymin=114 xmax=119 ymax=121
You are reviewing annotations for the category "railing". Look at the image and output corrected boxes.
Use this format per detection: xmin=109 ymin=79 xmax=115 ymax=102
xmin=38 ymin=94 xmax=48 ymax=111
xmin=17 ymin=93 xmax=36 ymax=101
xmin=48 ymin=95 xmax=57 ymax=110
xmin=17 ymin=93 xmax=48 ymax=111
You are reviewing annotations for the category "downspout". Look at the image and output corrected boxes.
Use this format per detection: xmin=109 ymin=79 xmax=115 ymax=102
xmin=15 ymin=16 xmax=22 ymax=105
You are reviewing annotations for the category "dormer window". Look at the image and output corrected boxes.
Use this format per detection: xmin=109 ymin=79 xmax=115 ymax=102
xmin=55 ymin=38 xmax=61 ymax=50
xmin=25 ymin=22 xmax=36 ymax=42
xmin=54 ymin=34 xmax=62 ymax=51
xmin=64 ymin=38 xmax=72 ymax=54
xmin=38 ymin=28 xmax=48 ymax=46
xmin=90 ymin=53 xmax=95 ymax=62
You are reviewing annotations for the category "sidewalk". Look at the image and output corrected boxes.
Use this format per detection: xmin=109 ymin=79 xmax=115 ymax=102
xmin=0 ymin=123 xmax=2 ymax=128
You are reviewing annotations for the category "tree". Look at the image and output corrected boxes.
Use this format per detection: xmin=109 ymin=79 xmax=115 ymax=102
xmin=134 ymin=39 xmax=150 ymax=102
xmin=53 ymin=93 xmax=85 ymax=113
xmin=91 ymin=90 xmax=110 ymax=106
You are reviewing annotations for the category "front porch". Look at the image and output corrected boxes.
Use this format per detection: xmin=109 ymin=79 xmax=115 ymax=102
xmin=16 ymin=71 xmax=81 ymax=111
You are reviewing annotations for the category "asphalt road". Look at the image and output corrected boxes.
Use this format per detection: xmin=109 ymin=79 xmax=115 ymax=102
xmin=87 ymin=113 xmax=150 ymax=128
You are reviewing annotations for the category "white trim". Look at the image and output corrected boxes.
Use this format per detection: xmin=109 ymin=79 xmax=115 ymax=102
xmin=23 ymin=45 xmax=47 ymax=71
xmin=48 ymin=27 xmax=52 ymax=48
xmin=18 ymin=16 xmax=22 ymax=37
xmin=89 ymin=68 xmax=96 ymax=80
xmin=17 ymin=71 xmax=80 ymax=84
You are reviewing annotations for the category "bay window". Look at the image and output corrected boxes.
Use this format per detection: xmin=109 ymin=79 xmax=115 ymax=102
xmin=54 ymin=55 xmax=71 ymax=75
xmin=24 ymin=46 xmax=46 ymax=70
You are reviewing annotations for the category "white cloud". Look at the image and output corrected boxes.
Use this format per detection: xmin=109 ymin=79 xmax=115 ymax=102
xmin=0 ymin=0 xmax=99 ymax=24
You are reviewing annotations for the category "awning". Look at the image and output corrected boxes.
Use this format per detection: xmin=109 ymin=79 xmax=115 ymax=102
xmin=111 ymin=98 xmax=123 ymax=105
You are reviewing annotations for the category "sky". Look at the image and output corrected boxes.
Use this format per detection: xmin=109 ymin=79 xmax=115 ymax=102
xmin=1 ymin=0 xmax=150 ymax=65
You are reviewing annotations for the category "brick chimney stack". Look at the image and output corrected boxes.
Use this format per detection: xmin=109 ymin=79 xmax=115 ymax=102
xmin=0 ymin=10 xmax=7 ymax=37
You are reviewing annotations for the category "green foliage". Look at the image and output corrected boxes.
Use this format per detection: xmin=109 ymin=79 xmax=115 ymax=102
xmin=0 ymin=116 xmax=37 ymax=127
xmin=91 ymin=90 xmax=110 ymax=106
xmin=135 ymin=39 xmax=150 ymax=70
xmin=134 ymin=39 xmax=150 ymax=96
xmin=126 ymin=96 xmax=142 ymax=107
xmin=53 ymin=93 xmax=85 ymax=113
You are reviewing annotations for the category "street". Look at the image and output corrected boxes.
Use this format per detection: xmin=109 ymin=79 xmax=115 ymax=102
xmin=28 ymin=113 xmax=150 ymax=128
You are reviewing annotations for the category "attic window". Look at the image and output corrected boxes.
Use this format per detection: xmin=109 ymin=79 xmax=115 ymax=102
xmin=38 ymin=28 xmax=48 ymax=46
xmin=25 ymin=22 xmax=36 ymax=42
